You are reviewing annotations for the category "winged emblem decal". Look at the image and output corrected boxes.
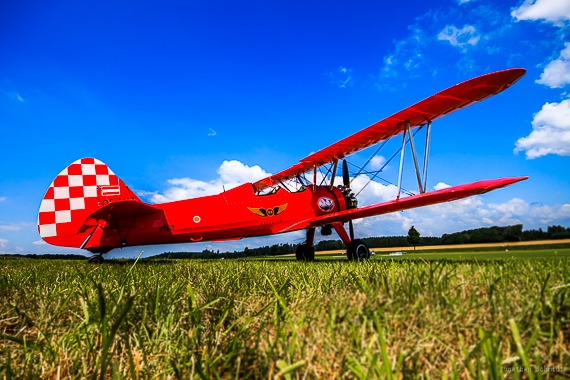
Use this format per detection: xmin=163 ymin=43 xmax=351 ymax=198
xmin=248 ymin=203 xmax=288 ymax=217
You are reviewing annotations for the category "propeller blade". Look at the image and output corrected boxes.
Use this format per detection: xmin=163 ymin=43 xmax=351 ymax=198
xmin=342 ymin=159 xmax=350 ymax=187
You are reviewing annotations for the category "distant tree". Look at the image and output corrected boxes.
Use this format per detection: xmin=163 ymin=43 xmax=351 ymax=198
xmin=503 ymin=224 xmax=523 ymax=242
xmin=407 ymin=226 xmax=422 ymax=250
xmin=548 ymin=225 xmax=567 ymax=238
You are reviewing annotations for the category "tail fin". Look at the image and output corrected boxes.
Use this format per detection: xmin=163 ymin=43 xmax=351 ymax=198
xmin=37 ymin=158 xmax=141 ymax=249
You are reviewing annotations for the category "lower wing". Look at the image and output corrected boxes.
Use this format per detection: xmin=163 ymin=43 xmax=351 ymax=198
xmin=279 ymin=176 xmax=528 ymax=232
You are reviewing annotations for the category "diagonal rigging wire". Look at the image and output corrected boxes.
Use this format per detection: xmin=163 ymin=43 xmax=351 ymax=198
xmin=348 ymin=161 xmax=415 ymax=197
xmin=354 ymin=125 xmax=424 ymax=197
xmin=350 ymin=137 xmax=391 ymax=183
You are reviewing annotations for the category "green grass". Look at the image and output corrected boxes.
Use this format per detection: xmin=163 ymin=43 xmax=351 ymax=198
xmin=1 ymin=253 xmax=569 ymax=378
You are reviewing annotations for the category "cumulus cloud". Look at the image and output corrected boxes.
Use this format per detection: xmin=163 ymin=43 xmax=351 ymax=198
xmin=437 ymin=25 xmax=481 ymax=51
xmin=536 ymin=43 xmax=570 ymax=88
xmin=353 ymin=177 xmax=570 ymax=237
xmin=433 ymin=182 xmax=452 ymax=190
xmin=0 ymin=238 xmax=7 ymax=249
xmin=514 ymin=97 xmax=570 ymax=158
xmin=0 ymin=224 xmax=20 ymax=231
xmin=208 ymin=128 xmax=217 ymax=136
xmin=370 ymin=155 xmax=387 ymax=170
xmin=511 ymin=0 xmax=570 ymax=26
xmin=32 ymin=240 xmax=47 ymax=246
xmin=344 ymin=173 xmax=570 ymax=237
xmin=143 ymin=160 xmax=270 ymax=203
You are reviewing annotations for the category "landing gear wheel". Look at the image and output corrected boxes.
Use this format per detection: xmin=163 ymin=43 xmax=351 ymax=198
xmin=295 ymin=244 xmax=315 ymax=261
xmin=87 ymin=255 xmax=105 ymax=264
xmin=347 ymin=239 xmax=370 ymax=261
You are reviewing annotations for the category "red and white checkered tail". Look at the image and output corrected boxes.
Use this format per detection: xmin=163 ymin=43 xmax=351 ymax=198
xmin=37 ymin=158 xmax=141 ymax=249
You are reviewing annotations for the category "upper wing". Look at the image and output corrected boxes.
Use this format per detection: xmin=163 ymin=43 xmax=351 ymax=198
xmin=276 ymin=176 xmax=528 ymax=232
xmin=253 ymin=68 xmax=526 ymax=191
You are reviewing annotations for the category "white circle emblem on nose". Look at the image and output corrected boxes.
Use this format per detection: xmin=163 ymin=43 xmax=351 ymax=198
xmin=193 ymin=216 xmax=201 ymax=223
xmin=317 ymin=197 xmax=334 ymax=212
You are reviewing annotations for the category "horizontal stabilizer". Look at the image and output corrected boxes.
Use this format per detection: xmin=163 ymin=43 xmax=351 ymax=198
xmin=79 ymin=200 xmax=160 ymax=232
xmin=79 ymin=200 xmax=162 ymax=250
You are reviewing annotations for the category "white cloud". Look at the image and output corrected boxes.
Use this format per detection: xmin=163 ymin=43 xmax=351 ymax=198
xmin=511 ymin=0 xmax=570 ymax=26
xmin=355 ymin=188 xmax=570 ymax=237
xmin=346 ymin=174 xmax=570 ymax=237
xmin=514 ymin=97 xmax=570 ymax=158
xmin=437 ymin=25 xmax=481 ymax=51
xmin=208 ymin=128 xmax=217 ymax=136
xmin=32 ymin=240 xmax=47 ymax=246
xmin=0 ymin=196 xmax=5 ymax=202
xmin=143 ymin=160 xmax=271 ymax=203
xmin=370 ymin=155 xmax=387 ymax=170
xmin=0 ymin=224 xmax=20 ymax=231
xmin=352 ymin=174 xmax=399 ymax=206
xmin=536 ymin=43 xmax=570 ymax=88
xmin=0 ymin=238 xmax=8 ymax=249
xmin=217 ymin=159 xmax=269 ymax=183
xmin=433 ymin=182 xmax=452 ymax=190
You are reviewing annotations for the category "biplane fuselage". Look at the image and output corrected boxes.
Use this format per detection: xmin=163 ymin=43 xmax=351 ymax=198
xmin=96 ymin=184 xmax=347 ymax=249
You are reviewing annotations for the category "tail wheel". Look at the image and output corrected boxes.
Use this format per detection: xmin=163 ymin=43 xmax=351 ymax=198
xmin=347 ymin=239 xmax=370 ymax=261
xmin=87 ymin=255 xmax=105 ymax=264
xmin=295 ymin=244 xmax=315 ymax=262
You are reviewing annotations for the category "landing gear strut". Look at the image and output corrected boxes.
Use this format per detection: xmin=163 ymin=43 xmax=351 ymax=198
xmin=296 ymin=228 xmax=316 ymax=261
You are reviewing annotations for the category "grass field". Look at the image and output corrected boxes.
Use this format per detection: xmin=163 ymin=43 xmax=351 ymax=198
xmin=1 ymin=250 xmax=569 ymax=378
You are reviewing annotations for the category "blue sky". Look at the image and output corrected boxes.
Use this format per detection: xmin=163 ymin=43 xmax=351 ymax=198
xmin=1 ymin=0 xmax=569 ymax=258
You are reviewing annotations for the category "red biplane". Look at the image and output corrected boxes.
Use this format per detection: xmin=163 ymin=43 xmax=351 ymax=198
xmin=38 ymin=69 xmax=528 ymax=262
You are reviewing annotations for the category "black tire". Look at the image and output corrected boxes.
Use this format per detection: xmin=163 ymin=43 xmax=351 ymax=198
xmin=347 ymin=239 xmax=370 ymax=261
xmin=295 ymin=244 xmax=315 ymax=262
xmin=87 ymin=255 xmax=104 ymax=264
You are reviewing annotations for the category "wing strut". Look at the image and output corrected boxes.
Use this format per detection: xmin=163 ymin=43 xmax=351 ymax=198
xmin=422 ymin=121 xmax=432 ymax=193
xmin=407 ymin=121 xmax=424 ymax=194
xmin=396 ymin=125 xmax=407 ymax=200
xmin=396 ymin=119 xmax=433 ymax=198
xmin=329 ymin=160 xmax=339 ymax=191
xmin=312 ymin=165 xmax=317 ymax=193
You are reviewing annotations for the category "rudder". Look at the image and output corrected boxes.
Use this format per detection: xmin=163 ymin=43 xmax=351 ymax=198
xmin=37 ymin=158 xmax=140 ymax=249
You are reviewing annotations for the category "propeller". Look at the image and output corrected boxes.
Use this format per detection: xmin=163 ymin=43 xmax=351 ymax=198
xmin=342 ymin=158 xmax=350 ymax=188
xmin=341 ymin=159 xmax=357 ymax=241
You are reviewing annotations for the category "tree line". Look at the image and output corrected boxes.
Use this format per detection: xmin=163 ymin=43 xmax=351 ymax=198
xmin=152 ymin=224 xmax=570 ymax=259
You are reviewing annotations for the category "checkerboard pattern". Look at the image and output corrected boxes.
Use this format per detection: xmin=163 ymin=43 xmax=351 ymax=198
xmin=38 ymin=158 xmax=118 ymax=238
